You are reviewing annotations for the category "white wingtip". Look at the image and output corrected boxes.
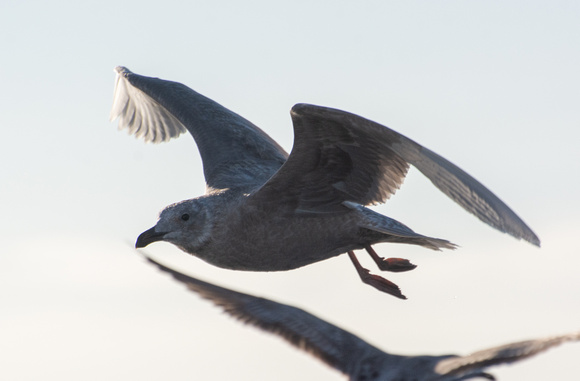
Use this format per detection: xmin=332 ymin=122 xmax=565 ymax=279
xmin=109 ymin=68 xmax=129 ymax=122
xmin=109 ymin=66 xmax=187 ymax=143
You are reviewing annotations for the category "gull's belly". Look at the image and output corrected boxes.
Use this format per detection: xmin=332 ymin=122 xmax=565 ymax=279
xmin=204 ymin=211 xmax=363 ymax=271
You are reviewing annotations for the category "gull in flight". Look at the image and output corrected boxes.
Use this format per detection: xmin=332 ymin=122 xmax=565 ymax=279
xmin=111 ymin=67 xmax=540 ymax=299
xmin=144 ymin=254 xmax=577 ymax=381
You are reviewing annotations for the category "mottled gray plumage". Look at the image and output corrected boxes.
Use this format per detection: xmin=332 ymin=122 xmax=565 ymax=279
xmin=111 ymin=66 xmax=540 ymax=299
xmin=145 ymin=254 xmax=579 ymax=381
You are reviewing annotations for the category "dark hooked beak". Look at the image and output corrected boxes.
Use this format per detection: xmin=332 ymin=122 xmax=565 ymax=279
xmin=135 ymin=226 xmax=167 ymax=248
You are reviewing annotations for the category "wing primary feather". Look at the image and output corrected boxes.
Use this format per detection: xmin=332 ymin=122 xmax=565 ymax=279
xmin=435 ymin=332 xmax=580 ymax=377
xmin=110 ymin=66 xmax=187 ymax=143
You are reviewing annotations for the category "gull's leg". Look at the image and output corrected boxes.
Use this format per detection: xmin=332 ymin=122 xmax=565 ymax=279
xmin=348 ymin=251 xmax=407 ymax=300
xmin=365 ymin=245 xmax=417 ymax=273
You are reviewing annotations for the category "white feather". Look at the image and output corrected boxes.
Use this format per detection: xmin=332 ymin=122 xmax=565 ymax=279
xmin=109 ymin=67 xmax=186 ymax=143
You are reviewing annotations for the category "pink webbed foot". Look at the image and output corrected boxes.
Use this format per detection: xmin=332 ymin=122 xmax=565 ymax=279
xmin=365 ymin=245 xmax=417 ymax=273
xmin=348 ymin=251 xmax=407 ymax=300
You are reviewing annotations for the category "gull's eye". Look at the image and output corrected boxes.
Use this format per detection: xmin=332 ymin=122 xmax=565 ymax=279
xmin=181 ymin=214 xmax=190 ymax=221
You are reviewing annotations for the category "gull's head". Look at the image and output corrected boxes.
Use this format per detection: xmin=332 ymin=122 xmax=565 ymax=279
xmin=135 ymin=198 xmax=213 ymax=254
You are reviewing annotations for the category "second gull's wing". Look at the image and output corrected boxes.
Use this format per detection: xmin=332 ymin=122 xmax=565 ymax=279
xmin=143 ymin=254 xmax=393 ymax=378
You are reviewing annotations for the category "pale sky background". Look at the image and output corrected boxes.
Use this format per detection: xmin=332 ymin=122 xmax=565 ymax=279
xmin=2 ymin=1 xmax=580 ymax=380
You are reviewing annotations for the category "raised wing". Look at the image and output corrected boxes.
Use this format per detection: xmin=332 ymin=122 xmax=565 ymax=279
xmin=252 ymin=104 xmax=540 ymax=246
xmin=143 ymin=254 xmax=390 ymax=377
xmin=435 ymin=332 xmax=580 ymax=378
xmin=110 ymin=67 xmax=287 ymax=192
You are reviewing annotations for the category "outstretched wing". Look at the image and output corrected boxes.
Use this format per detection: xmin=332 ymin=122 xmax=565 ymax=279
xmin=251 ymin=104 xmax=540 ymax=246
xmin=142 ymin=254 xmax=579 ymax=380
xmin=435 ymin=332 xmax=580 ymax=378
xmin=143 ymin=254 xmax=390 ymax=377
xmin=110 ymin=67 xmax=287 ymax=192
